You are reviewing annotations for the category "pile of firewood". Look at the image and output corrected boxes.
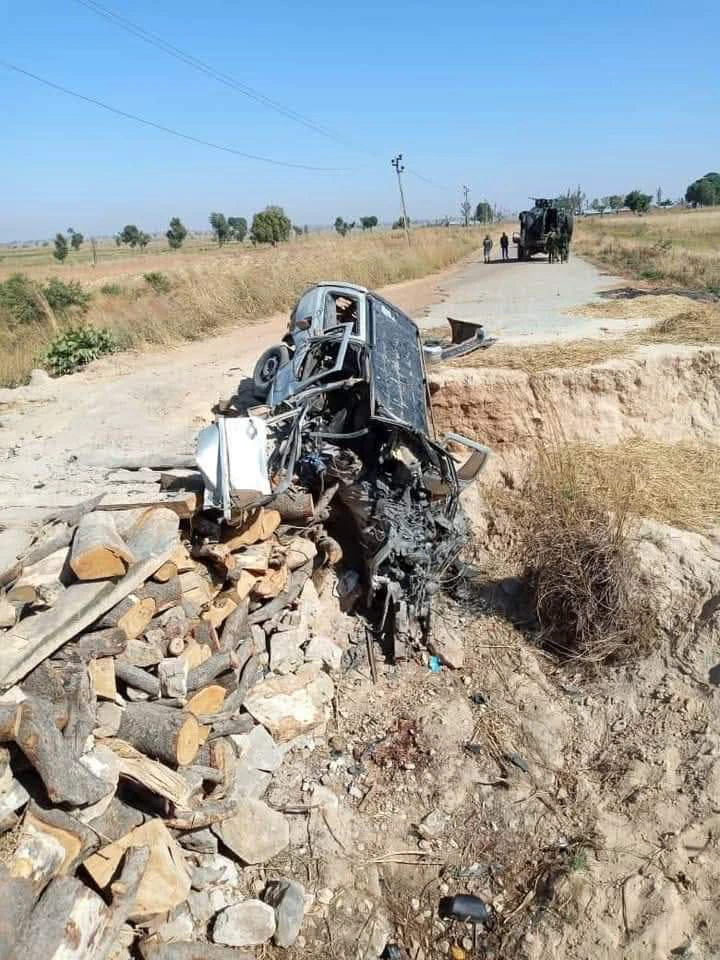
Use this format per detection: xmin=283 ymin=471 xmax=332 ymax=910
xmin=0 ymin=491 xmax=344 ymax=958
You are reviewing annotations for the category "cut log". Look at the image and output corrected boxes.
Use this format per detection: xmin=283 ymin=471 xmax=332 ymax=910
xmin=83 ymin=818 xmax=191 ymax=920
xmin=0 ymin=527 xmax=34 ymax=587
xmin=151 ymin=559 xmax=177 ymax=583
xmin=99 ymin=594 xmax=156 ymax=639
xmin=63 ymin=662 xmax=96 ymax=757
xmin=185 ymin=685 xmax=226 ymax=718
xmin=0 ymin=595 xmax=18 ymax=629
xmin=230 ymin=542 xmax=272 ymax=573
xmin=202 ymin=592 xmax=238 ymax=630
xmin=181 ymin=638 xmax=212 ymax=670
xmin=118 ymin=635 xmax=166 ymax=668
xmin=247 ymin=559 xmax=312 ymax=625
xmin=117 ymin=702 xmax=202 ymax=767
xmin=0 ymin=865 xmax=34 ymax=960
xmin=89 ymin=657 xmax=116 ymax=701
xmin=20 ymin=660 xmax=67 ymax=722
xmin=219 ymin=598 xmax=249 ymax=652
xmin=179 ymin=569 xmax=213 ymax=608
xmin=138 ymin=576 xmax=182 ymax=613
xmin=91 ymin=845 xmax=151 ymax=960
xmin=70 ymin=512 xmax=135 ymax=581
xmin=0 ymin=509 xmax=179 ymax=690
xmin=94 ymin=701 xmax=123 ymax=738
xmin=0 ymin=745 xmax=29 ymax=828
xmin=227 ymin=569 xmax=257 ymax=602
xmin=192 ymin=619 xmax=219 ymax=653
xmin=105 ymin=739 xmax=194 ymax=807
xmin=87 ymin=794 xmax=146 ymax=844
xmin=208 ymin=714 xmax=255 ymax=741
xmin=51 ymin=493 xmax=105 ymax=528
xmin=98 ymin=492 xmax=200 ymax=519
xmin=187 ymin=650 xmax=238 ymax=693
xmin=54 ymin=627 xmax=127 ymax=662
xmin=0 ymin=696 xmax=111 ymax=805
xmin=7 ymin=547 xmax=69 ymax=605
xmin=169 ymin=542 xmax=194 ymax=574
xmin=164 ymin=797 xmax=238 ymax=831
xmin=115 ymin=662 xmax=161 ymax=698
xmin=15 ymin=802 xmax=99 ymax=878
xmin=158 ymin=657 xmax=189 ymax=699
xmin=223 ymin=508 xmax=281 ymax=550
xmin=252 ymin=563 xmax=288 ymax=600
xmin=13 ymin=874 xmax=108 ymax=958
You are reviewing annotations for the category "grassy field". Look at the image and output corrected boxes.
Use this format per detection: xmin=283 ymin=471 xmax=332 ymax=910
xmin=575 ymin=206 xmax=720 ymax=293
xmin=0 ymin=227 xmax=481 ymax=387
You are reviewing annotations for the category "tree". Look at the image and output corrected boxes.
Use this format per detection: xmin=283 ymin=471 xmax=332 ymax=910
xmin=67 ymin=228 xmax=84 ymax=251
xmin=209 ymin=212 xmax=231 ymax=246
xmin=334 ymin=216 xmax=355 ymax=237
xmin=392 ymin=216 xmax=410 ymax=230
xmin=166 ymin=217 xmax=188 ymax=250
xmin=474 ymin=201 xmax=493 ymax=224
xmin=590 ymin=197 xmax=608 ymax=215
xmin=53 ymin=233 xmax=68 ymax=262
xmin=292 ymin=225 xmax=303 ymax=237
xmin=461 ymin=200 xmax=472 ymax=227
xmin=227 ymin=217 xmax=247 ymax=242
xmin=114 ymin=234 xmax=122 ymax=247
xmin=119 ymin=224 xmax=142 ymax=248
xmin=656 ymin=186 xmax=663 ymax=206
xmin=303 ymin=225 xmax=309 ymax=235
xmin=608 ymin=194 xmax=624 ymax=214
xmin=250 ymin=206 xmax=292 ymax=245
xmin=625 ymin=190 xmax=652 ymax=214
xmin=360 ymin=216 xmax=378 ymax=231
xmin=685 ymin=173 xmax=720 ymax=207
xmin=138 ymin=232 xmax=151 ymax=250
xmin=557 ymin=186 xmax=587 ymax=215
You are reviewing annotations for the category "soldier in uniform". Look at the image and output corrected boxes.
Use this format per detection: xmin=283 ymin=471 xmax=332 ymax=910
xmin=500 ymin=231 xmax=509 ymax=261
xmin=482 ymin=234 xmax=493 ymax=264
xmin=546 ymin=230 xmax=558 ymax=264
xmin=559 ymin=233 xmax=570 ymax=263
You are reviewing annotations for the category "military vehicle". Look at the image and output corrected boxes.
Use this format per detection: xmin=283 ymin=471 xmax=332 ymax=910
xmin=513 ymin=198 xmax=574 ymax=260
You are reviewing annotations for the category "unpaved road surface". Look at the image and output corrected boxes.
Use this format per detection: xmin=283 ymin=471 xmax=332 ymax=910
xmin=0 ymin=252 xmax=627 ymax=517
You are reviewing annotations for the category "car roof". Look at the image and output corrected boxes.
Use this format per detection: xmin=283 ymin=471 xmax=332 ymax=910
xmin=313 ymin=281 xmax=369 ymax=295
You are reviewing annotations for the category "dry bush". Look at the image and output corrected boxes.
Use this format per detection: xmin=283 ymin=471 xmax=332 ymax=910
xmin=643 ymin=306 xmax=720 ymax=343
xmin=512 ymin=434 xmax=652 ymax=662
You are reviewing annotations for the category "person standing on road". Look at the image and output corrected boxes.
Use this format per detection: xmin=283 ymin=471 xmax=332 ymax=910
xmin=482 ymin=234 xmax=493 ymax=264
xmin=558 ymin=233 xmax=570 ymax=263
xmin=500 ymin=232 xmax=509 ymax=261
xmin=546 ymin=231 xmax=558 ymax=264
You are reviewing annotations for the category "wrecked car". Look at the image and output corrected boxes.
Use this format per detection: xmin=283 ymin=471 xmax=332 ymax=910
xmin=199 ymin=282 xmax=491 ymax=657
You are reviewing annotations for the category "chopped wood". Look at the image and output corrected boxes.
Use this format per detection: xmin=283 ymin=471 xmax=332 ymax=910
xmin=223 ymin=507 xmax=281 ymax=549
xmin=218 ymin=598 xmax=249 ymax=652
xmin=168 ymin=542 xmax=194 ymax=574
xmin=104 ymin=739 xmax=194 ymax=808
xmin=89 ymin=657 xmax=116 ymax=701
xmin=201 ymin=592 xmax=238 ymax=629
xmin=7 ymin=547 xmax=69 ymax=605
xmin=151 ymin=559 xmax=177 ymax=583
xmin=98 ymin=492 xmax=200 ymax=520
xmin=158 ymin=657 xmax=189 ymax=699
xmin=164 ymin=797 xmax=238 ymax=831
xmin=179 ymin=569 xmax=213 ymax=607
xmin=247 ymin=559 xmax=312 ymax=626
xmin=167 ymin=635 xmax=185 ymax=656
xmin=118 ymin=635 xmax=166 ymax=668
xmin=181 ymin=638 xmax=212 ymax=670
xmin=20 ymin=523 xmax=74 ymax=568
xmin=94 ymin=701 xmax=123 ymax=738
xmin=185 ymin=684 xmax=226 ymax=718
xmin=20 ymin=660 xmax=67 ymax=723
xmin=86 ymin=794 xmax=146 ymax=844
xmin=115 ymin=662 xmax=161 ymax=698
xmin=138 ymin=576 xmax=182 ymax=613
xmin=285 ymin=536 xmax=318 ymax=571
xmin=252 ymin=563 xmax=288 ymax=600
xmin=13 ymin=874 xmax=108 ymax=958
xmin=99 ymin=594 xmax=156 ymax=639
xmin=0 ymin=865 xmax=34 ymax=960
xmin=230 ymin=541 xmax=272 ymax=573
xmin=83 ymin=817 xmax=191 ymax=920
xmin=191 ymin=619 xmax=219 ymax=652
xmin=207 ymin=713 xmax=255 ymax=741
xmin=50 ymin=493 xmax=105 ymax=528
xmin=63 ymin=662 xmax=96 ymax=758
xmin=15 ymin=802 xmax=100 ymax=878
xmin=117 ymin=702 xmax=202 ymax=767
xmin=0 ymin=527 xmax=34 ymax=585
xmin=0 ymin=509 xmax=178 ymax=690
xmin=227 ymin=568 xmax=257 ymax=601
xmin=0 ymin=745 xmax=29 ymax=829
xmin=91 ymin=845 xmax=151 ymax=960
xmin=54 ymin=627 xmax=127 ymax=663
xmin=70 ymin=512 xmax=135 ymax=581
xmin=0 ymin=696 xmax=111 ymax=805
xmin=187 ymin=650 xmax=238 ymax=693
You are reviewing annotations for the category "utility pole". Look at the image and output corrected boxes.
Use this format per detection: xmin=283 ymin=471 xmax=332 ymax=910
xmin=462 ymin=184 xmax=471 ymax=227
xmin=391 ymin=154 xmax=411 ymax=246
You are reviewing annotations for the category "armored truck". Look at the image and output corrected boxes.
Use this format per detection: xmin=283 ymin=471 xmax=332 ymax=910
xmin=513 ymin=198 xmax=574 ymax=260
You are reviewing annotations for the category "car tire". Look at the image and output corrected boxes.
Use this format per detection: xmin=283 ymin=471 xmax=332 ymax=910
xmin=517 ymin=246 xmax=524 ymax=260
xmin=253 ymin=344 xmax=290 ymax=398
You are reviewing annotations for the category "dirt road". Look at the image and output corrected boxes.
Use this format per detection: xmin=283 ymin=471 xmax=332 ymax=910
xmin=0 ymin=251 xmax=625 ymax=517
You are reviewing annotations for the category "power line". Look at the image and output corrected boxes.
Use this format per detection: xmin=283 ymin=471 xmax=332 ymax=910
xmin=73 ymin=0 xmax=364 ymax=155
xmin=1 ymin=60 xmax=350 ymax=172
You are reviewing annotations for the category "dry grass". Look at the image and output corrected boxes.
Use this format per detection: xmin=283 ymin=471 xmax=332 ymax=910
xmin=575 ymin=207 xmax=720 ymax=293
xmin=457 ymin=338 xmax=633 ymax=372
xmin=0 ymin=228 xmax=480 ymax=387
xmin=512 ymin=433 xmax=652 ymax=663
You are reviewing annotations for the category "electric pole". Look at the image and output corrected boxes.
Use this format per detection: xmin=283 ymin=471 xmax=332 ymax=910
xmin=462 ymin=185 xmax=471 ymax=227
xmin=391 ymin=154 xmax=411 ymax=246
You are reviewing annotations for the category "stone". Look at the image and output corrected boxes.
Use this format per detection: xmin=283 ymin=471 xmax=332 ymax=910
xmin=187 ymin=887 xmax=231 ymax=924
xmin=418 ymin=809 xmax=447 ymax=840
xmin=231 ymin=724 xmax=283 ymax=772
xmin=305 ymin=636 xmax=343 ymax=672
xmin=428 ymin=631 xmax=464 ymax=669
xmin=191 ymin=853 xmax=239 ymax=890
xmin=269 ymin=629 xmax=304 ymax=675
xmin=232 ymin=764 xmax=272 ymax=800
xmin=146 ymin=909 xmax=194 ymax=943
xmin=94 ymin=701 xmax=123 ymax=738
xmin=158 ymin=656 xmax=189 ymax=698
xmin=213 ymin=798 xmax=289 ymax=864
xmin=264 ymin=878 xmax=305 ymax=948
xmin=177 ymin=827 xmax=218 ymax=854
xmin=244 ymin=669 xmax=334 ymax=741
xmin=250 ymin=623 xmax=266 ymax=654
xmin=213 ymin=899 xmax=276 ymax=947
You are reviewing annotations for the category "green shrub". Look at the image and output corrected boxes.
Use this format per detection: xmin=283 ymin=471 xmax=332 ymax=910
xmin=0 ymin=273 xmax=47 ymax=327
xmin=143 ymin=271 xmax=172 ymax=293
xmin=41 ymin=277 xmax=92 ymax=316
xmin=43 ymin=326 xmax=117 ymax=376
xmin=100 ymin=283 xmax=124 ymax=295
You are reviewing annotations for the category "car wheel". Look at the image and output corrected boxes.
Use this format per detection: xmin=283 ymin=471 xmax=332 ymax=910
xmin=253 ymin=344 xmax=290 ymax=398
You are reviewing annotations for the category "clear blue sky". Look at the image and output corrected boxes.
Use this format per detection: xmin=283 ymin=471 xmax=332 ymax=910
xmin=2 ymin=0 xmax=719 ymax=241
